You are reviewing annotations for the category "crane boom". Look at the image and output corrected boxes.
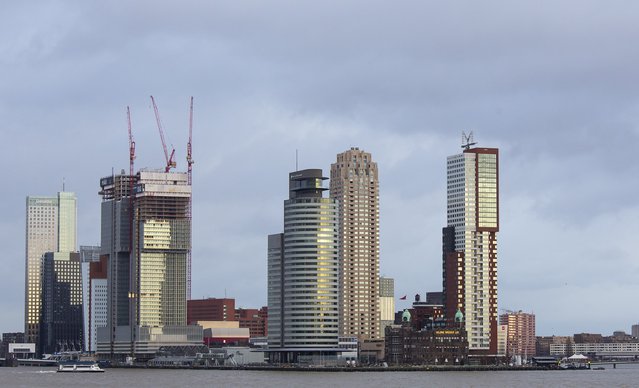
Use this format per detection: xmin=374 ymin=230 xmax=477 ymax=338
xmin=187 ymin=96 xmax=194 ymax=184
xmin=150 ymin=95 xmax=176 ymax=172
xmin=186 ymin=96 xmax=194 ymax=300
xmin=127 ymin=106 xmax=135 ymax=175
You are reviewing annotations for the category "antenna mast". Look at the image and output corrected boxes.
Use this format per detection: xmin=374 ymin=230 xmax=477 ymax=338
xmin=150 ymin=96 xmax=176 ymax=172
xmin=461 ymin=131 xmax=477 ymax=150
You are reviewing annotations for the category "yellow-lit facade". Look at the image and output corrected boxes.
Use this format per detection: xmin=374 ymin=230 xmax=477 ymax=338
xmin=268 ymin=169 xmax=339 ymax=352
xmin=446 ymin=148 xmax=499 ymax=354
xmin=131 ymin=172 xmax=190 ymax=329
xmin=24 ymin=193 xmax=77 ymax=349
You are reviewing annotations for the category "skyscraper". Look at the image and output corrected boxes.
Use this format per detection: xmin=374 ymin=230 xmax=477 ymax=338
xmin=24 ymin=192 xmax=77 ymax=350
xmin=267 ymin=169 xmax=339 ymax=363
xmin=330 ymin=147 xmax=380 ymax=340
xmin=98 ymin=170 xmax=199 ymax=359
xmin=443 ymin=144 xmax=499 ymax=354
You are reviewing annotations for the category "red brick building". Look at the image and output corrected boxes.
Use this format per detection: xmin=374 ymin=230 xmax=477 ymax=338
xmin=187 ymin=298 xmax=235 ymax=324
xmin=235 ymin=307 xmax=267 ymax=338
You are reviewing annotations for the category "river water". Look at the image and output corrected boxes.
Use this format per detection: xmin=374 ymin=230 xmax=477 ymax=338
xmin=2 ymin=365 xmax=638 ymax=387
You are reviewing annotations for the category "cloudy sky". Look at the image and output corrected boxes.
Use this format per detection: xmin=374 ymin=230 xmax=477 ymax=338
xmin=1 ymin=1 xmax=638 ymax=336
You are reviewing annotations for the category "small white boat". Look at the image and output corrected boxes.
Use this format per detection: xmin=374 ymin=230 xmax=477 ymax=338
xmin=57 ymin=361 xmax=105 ymax=373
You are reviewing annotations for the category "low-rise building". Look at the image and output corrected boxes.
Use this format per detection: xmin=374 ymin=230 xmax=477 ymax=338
xmin=1 ymin=333 xmax=25 ymax=358
xmin=198 ymin=321 xmax=250 ymax=347
xmin=550 ymin=342 xmax=639 ymax=358
xmin=187 ymin=298 xmax=235 ymax=324
xmin=235 ymin=307 xmax=267 ymax=338
xmin=384 ymin=319 xmax=468 ymax=366
xmin=536 ymin=336 xmax=570 ymax=356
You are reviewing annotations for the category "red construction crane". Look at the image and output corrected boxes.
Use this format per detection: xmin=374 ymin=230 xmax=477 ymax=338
xmin=150 ymin=95 xmax=176 ymax=172
xmin=127 ymin=106 xmax=135 ymax=178
xmin=186 ymin=96 xmax=194 ymax=300
xmin=187 ymin=96 xmax=194 ymax=184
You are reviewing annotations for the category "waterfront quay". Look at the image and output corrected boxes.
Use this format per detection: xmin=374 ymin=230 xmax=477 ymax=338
xmin=113 ymin=364 xmax=548 ymax=372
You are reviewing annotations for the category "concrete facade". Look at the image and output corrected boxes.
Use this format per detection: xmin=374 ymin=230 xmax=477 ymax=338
xmin=499 ymin=311 xmax=536 ymax=359
xmin=331 ymin=148 xmax=381 ymax=340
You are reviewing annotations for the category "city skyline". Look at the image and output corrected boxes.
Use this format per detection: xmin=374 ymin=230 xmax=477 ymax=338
xmin=1 ymin=2 xmax=638 ymax=337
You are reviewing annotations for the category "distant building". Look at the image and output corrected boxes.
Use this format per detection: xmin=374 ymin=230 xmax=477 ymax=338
xmin=1 ymin=333 xmax=25 ymax=358
xmin=550 ymin=342 xmax=639 ymax=358
xmin=497 ymin=324 xmax=508 ymax=356
xmin=187 ymin=298 xmax=236 ymax=324
xmin=267 ymin=169 xmax=340 ymax=364
xmin=40 ymin=251 xmax=84 ymax=354
xmin=25 ymin=192 xmax=77 ymax=353
xmin=632 ymin=324 xmax=639 ymax=338
xmin=379 ymin=277 xmax=395 ymax=337
xmin=426 ymin=292 xmax=443 ymax=305
xmin=535 ymin=336 xmax=569 ymax=356
xmin=499 ymin=311 xmax=535 ymax=358
xmin=442 ymin=144 xmax=499 ymax=355
xmin=410 ymin=294 xmax=444 ymax=331
xmin=87 ymin=256 xmax=108 ymax=353
xmin=573 ymin=333 xmax=603 ymax=343
xmin=235 ymin=307 xmax=267 ymax=338
xmin=330 ymin=148 xmax=381 ymax=340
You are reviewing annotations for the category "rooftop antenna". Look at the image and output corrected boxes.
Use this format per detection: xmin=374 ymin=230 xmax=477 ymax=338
xmin=461 ymin=131 xmax=477 ymax=150
xmin=62 ymin=177 xmax=66 ymax=192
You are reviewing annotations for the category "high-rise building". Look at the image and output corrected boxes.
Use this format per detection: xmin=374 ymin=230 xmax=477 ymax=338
xmin=632 ymin=324 xmax=639 ymax=338
xmin=80 ymin=245 xmax=101 ymax=352
xmin=98 ymin=170 xmax=200 ymax=360
xmin=330 ymin=147 xmax=380 ymax=340
xmin=379 ymin=277 xmax=395 ymax=337
xmin=24 ymin=192 xmax=77 ymax=350
xmin=267 ymin=169 xmax=339 ymax=363
xmin=40 ymin=251 xmax=84 ymax=354
xmin=499 ymin=311 xmax=536 ymax=358
xmin=442 ymin=144 xmax=499 ymax=354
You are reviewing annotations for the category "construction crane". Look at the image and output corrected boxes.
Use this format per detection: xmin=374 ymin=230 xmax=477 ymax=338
xmin=150 ymin=95 xmax=177 ymax=172
xmin=187 ymin=96 xmax=194 ymax=185
xmin=127 ymin=106 xmax=135 ymax=179
xmin=186 ymin=96 xmax=194 ymax=300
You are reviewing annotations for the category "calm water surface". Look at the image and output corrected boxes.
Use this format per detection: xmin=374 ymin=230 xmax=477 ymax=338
xmin=2 ymin=365 xmax=638 ymax=387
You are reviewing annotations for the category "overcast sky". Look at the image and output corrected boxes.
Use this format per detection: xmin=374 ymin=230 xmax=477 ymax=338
xmin=1 ymin=1 xmax=638 ymax=336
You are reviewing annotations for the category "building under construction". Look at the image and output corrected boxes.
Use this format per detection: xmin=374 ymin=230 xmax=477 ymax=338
xmin=97 ymin=170 xmax=200 ymax=360
xmin=97 ymin=98 xmax=201 ymax=361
